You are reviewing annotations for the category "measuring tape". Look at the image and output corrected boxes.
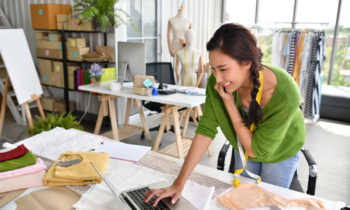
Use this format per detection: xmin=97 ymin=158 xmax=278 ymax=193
xmin=233 ymin=71 xmax=264 ymax=187
xmin=183 ymin=48 xmax=194 ymax=87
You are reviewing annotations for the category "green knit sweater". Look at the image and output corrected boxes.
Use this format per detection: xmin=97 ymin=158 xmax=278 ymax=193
xmin=195 ymin=63 xmax=305 ymax=163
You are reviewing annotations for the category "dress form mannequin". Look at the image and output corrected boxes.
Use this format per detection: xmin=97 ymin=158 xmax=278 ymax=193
xmin=175 ymin=29 xmax=204 ymax=87
xmin=167 ymin=3 xmax=192 ymax=57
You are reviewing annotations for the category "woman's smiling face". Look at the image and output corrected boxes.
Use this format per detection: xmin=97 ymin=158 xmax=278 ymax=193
xmin=209 ymin=48 xmax=252 ymax=93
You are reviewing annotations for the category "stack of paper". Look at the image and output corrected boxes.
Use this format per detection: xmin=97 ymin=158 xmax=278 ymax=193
xmin=92 ymin=141 xmax=151 ymax=162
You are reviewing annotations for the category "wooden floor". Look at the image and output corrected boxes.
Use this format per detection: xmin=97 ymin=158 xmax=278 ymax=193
xmin=2 ymin=108 xmax=350 ymax=203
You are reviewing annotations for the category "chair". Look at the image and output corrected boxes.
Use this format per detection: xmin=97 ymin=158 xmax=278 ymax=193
xmin=140 ymin=62 xmax=183 ymax=139
xmin=217 ymin=142 xmax=317 ymax=195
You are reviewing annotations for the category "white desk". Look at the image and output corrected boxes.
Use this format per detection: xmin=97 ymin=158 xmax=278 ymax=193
xmin=79 ymin=81 xmax=211 ymax=159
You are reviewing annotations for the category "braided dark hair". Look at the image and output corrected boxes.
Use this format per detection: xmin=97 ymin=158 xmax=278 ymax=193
xmin=207 ymin=23 xmax=264 ymax=127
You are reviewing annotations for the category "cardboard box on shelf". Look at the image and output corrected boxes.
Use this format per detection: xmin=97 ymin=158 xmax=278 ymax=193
xmin=40 ymin=71 xmax=49 ymax=85
xmin=133 ymin=75 xmax=155 ymax=87
xmin=41 ymin=97 xmax=55 ymax=111
xmin=30 ymin=4 xmax=72 ymax=30
xmin=48 ymin=34 xmax=61 ymax=42
xmin=54 ymin=73 xmax=63 ymax=87
xmin=39 ymin=59 xmax=53 ymax=72
xmin=68 ymin=18 xmax=81 ymax=31
xmin=68 ymin=75 xmax=75 ymax=89
xmin=53 ymin=61 xmax=63 ymax=74
xmin=67 ymin=47 xmax=89 ymax=61
xmin=67 ymin=38 xmax=86 ymax=48
xmin=68 ymin=66 xmax=80 ymax=75
xmin=57 ymin=14 xmax=71 ymax=22
xmin=55 ymin=98 xmax=74 ymax=113
xmin=57 ymin=22 xmax=68 ymax=30
xmin=36 ymin=48 xmax=63 ymax=59
xmin=37 ymin=40 xmax=62 ymax=50
xmin=48 ymin=72 xmax=57 ymax=86
xmin=36 ymin=32 xmax=49 ymax=40
xmin=80 ymin=22 xmax=94 ymax=31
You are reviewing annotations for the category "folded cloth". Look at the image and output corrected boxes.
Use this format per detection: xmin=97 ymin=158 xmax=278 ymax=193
xmin=44 ymin=151 xmax=109 ymax=187
xmin=216 ymin=183 xmax=326 ymax=210
xmin=0 ymin=158 xmax=46 ymax=180
xmin=0 ymin=144 xmax=28 ymax=162
xmin=0 ymin=169 xmax=45 ymax=193
xmin=0 ymin=151 xmax=36 ymax=172
xmin=15 ymin=187 xmax=81 ymax=210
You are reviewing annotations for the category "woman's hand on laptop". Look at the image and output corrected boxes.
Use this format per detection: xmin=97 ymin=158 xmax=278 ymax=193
xmin=144 ymin=184 xmax=183 ymax=207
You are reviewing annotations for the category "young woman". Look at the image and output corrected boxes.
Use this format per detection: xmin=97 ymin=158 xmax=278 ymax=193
xmin=144 ymin=23 xmax=305 ymax=207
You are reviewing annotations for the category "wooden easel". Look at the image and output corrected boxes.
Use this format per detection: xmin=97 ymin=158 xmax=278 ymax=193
xmin=0 ymin=75 xmax=46 ymax=137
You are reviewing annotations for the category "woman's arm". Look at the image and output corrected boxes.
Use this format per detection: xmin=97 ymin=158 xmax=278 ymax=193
xmin=144 ymin=133 xmax=212 ymax=207
xmin=224 ymin=100 xmax=256 ymax=157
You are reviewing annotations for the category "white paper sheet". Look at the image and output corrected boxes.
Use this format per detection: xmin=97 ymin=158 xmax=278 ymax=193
xmin=93 ymin=141 xmax=151 ymax=162
xmin=5 ymin=127 xmax=105 ymax=161
xmin=74 ymin=162 xmax=214 ymax=210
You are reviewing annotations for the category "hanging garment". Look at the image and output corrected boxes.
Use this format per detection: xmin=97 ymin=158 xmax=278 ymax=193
xmin=304 ymin=34 xmax=320 ymax=118
xmin=217 ymin=183 xmax=326 ymax=210
xmin=299 ymin=33 xmax=312 ymax=99
xmin=16 ymin=187 xmax=81 ymax=210
xmin=0 ymin=151 xmax=36 ymax=172
xmin=283 ymin=32 xmax=292 ymax=71
xmin=0 ymin=158 xmax=46 ymax=180
xmin=271 ymin=33 xmax=280 ymax=66
xmin=0 ymin=144 xmax=28 ymax=162
xmin=0 ymin=169 xmax=45 ymax=193
xmin=293 ymin=30 xmax=308 ymax=85
xmin=287 ymin=32 xmax=298 ymax=76
xmin=312 ymin=33 xmax=325 ymax=116
xmin=43 ymin=151 xmax=109 ymax=187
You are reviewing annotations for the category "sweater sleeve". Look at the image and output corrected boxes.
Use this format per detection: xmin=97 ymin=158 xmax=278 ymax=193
xmin=195 ymin=75 xmax=219 ymax=139
xmin=251 ymin=98 xmax=300 ymax=159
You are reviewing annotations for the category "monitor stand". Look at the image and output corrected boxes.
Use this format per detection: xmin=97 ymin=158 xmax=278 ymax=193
xmin=119 ymin=62 xmax=134 ymax=90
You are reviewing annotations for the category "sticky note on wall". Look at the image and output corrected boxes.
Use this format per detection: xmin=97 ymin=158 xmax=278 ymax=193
xmin=39 ymin=9 xmax=43 ymax=15
xmin=43 ymin=76 xmax=48 ymax=82
xmin=70 ymin=40 xmax=76 ymax=47
xmin=45 ymin=50 xmax=50 ymax=56
xmin=52 ymin=76 xmax=56 ymax=83
xmin=59 ymin=44 xmax=62 ymax=50
xmin=56 ymin=66 xmax=60 ymax=72
xmin=73 ymin=52 xmax=78 ymax=58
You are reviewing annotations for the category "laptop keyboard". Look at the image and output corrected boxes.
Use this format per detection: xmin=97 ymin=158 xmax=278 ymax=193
xmin=126 ymin=187 xmax=171 ymax=210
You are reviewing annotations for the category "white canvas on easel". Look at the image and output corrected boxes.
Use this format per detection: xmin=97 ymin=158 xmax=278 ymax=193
xmin=0 ymin=29 xmax=42 ymax=104
xmin=0 ymin=29 xmax=45 ymax=136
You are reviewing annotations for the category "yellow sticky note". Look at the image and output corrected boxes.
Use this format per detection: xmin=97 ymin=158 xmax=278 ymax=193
xmin=70 ymin=40 xmax=76 ymax=47
xmin=56 ymin=66 xmax=60 ymax=72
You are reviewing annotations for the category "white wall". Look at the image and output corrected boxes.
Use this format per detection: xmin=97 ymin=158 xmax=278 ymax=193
xmin=1 ymin=0 xmax=222 ymax=118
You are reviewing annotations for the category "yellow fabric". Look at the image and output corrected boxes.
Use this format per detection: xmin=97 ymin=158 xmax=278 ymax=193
xmin=217 ymin=183 xmax=326 ymax=210
xmin=233 ymin=71 xmax=264 ymax=187
xmin=43 ymin=151 xmax=109 ymax=187
xmin=282 ymin=33 xmax=289 ymax=64
xmin=293 ymin=30 xmax=308 ymax=85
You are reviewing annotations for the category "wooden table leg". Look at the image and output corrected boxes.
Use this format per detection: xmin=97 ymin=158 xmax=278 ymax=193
xmin=94 ymin=100 xmax=105 ymax=135
xmin=153 ymin=113 xmax=168 ymax=152
xmin=108 ymin=97 xmax=119 ymax=141
xmin=135 ymin=99 xmax=151 ymax=141
xmin=196 ymin=105 xmax=203 ymax=120
xmin=172 ymin=109 xmax=184 ymax=159
xmin=191 ymin=109 xmax=198 ymax=126
xmin=207 ymin=145 xmax=213 ymax=156
xmin=179 ymin=110 xmax=186 ymax=125
xmin=125 ymin=98 xmax=132 ymax=125
xmin=181 ymin=108 xmax=192 ymax=138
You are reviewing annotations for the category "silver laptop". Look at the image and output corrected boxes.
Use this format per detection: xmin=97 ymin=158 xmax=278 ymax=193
xmin=91 ymin=163 xmax=197 ymax=210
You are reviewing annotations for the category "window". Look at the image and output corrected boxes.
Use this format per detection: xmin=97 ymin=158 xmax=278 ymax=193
xmin=332 ymin=0 xmax=350 ymax=87
xmin=258 ymin=0 xmax=294 ymax=64
xmin=225 ymin=0 xmax=256 ymax=27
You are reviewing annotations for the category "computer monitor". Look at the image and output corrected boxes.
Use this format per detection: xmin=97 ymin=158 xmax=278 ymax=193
xmin=117 ymin=42 xmax=146 ymax=85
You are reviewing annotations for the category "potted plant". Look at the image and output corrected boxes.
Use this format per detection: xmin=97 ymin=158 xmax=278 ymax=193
xmin=89 ymin=63 xmax=104 ymax=87
xmin=72 ymin=0 xmax=140 ymax=32
xmin=27 ymin=111 xmax=84 ymax=136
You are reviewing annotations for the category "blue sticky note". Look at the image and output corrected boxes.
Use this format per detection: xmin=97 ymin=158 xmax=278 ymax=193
xmin=39 ymin=9 xmax=43 ymax=15
xmin=43 ymin=76 xmax=48 ymax=82
xmin=73 ymin=52 xmax=78 ymax=58
xmin=50 ymin=35 xmax=55 ymax=41
xmin=143 ymin=78 xmax=153 ymax=88
xmin=59 ymin=44 xmax=62 ymax=50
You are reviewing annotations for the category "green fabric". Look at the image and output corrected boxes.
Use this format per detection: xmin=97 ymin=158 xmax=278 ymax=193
xmin=0 ymin=151 xmax=36 ymax=172
xmin=195 ymin=63 xmax=305 ymax=163
xmin=83 ymin=71 xmax=91 ymax=93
